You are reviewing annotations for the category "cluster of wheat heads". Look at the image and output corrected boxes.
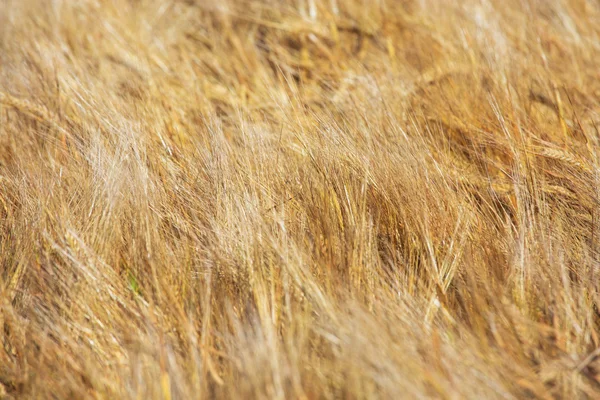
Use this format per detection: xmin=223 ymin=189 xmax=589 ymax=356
xmin=1 ymin=0 xmax=600 ymax=398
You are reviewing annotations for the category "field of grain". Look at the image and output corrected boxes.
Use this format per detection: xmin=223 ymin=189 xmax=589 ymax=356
xmin=2 ymin=0 xmax=600 ymax=398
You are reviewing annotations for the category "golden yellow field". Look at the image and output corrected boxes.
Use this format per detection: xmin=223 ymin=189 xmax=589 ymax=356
xmin=2 ymin=0 xmax=600 ymax=398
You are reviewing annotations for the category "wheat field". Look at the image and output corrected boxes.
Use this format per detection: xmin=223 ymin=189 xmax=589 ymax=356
xmin=1 ymin=0 xmax=600 ymax=398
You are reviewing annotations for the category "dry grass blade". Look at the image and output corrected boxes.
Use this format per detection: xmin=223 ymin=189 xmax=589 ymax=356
xmin=1 ymin=0 xmax=600 ymax=399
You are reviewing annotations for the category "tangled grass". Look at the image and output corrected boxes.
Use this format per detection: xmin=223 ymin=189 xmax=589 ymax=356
xmin=2 ymin=0 xmax=600 ymax=398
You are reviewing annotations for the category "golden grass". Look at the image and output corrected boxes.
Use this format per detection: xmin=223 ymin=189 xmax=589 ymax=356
xmin=2 ymin=0 xmax=600 ymax=398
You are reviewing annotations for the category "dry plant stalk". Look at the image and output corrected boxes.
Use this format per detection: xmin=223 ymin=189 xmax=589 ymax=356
xmin=1 ymin=0 xmax=600 ymax=399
